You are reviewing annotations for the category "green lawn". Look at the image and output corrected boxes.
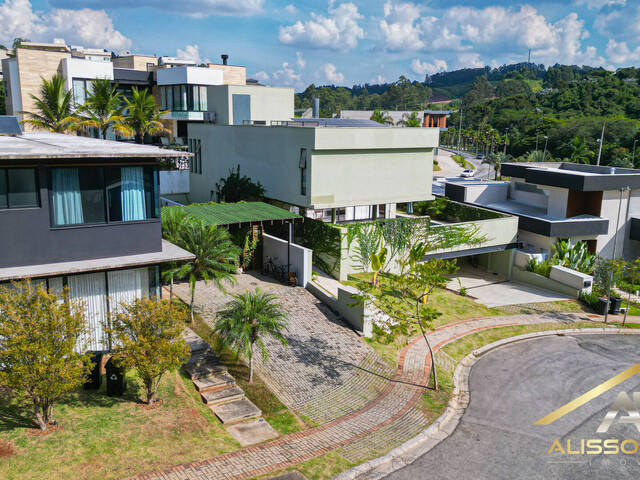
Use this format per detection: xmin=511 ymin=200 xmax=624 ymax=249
xmin=0 ymin=370 xmax=239 ymax=480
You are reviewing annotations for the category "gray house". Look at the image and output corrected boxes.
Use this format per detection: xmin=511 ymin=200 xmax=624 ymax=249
xmin=0 ymin=125 xmax=194 ymax=351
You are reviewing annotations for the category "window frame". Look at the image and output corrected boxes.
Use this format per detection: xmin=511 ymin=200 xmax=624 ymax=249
xmin=161 ymin=84 xmax=209 ymax=112
xmin=0 ymin=167 xmax=40 ymax=210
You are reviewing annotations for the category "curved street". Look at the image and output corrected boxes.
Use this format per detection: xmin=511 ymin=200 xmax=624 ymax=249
xmin=386 ymin=334 xmax=640 ymax=480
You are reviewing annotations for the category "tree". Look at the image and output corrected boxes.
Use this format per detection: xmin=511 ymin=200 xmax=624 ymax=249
xmin=12 ymin=37 xmax=29 ymax=50
xmin=370 ymin=109 xmax=393 ymax=125
xmin=175 ymin=219 xmax=240 ymax=321
xmin=108 ymin=298 xmax=190 ymax=405
xmin=214 ymin=165 xmax=265 ymax=202
xmin=124 ymin=87 xmax=169 ymax=143
xmin=0 ymin=280 xmax=90 ymax=430
xmin=19 ymin=74 xmax=77 ymax=132
xmin=0 ymin=81 xmax=5 ymax=115
xmin=619 ymin=258 xmax=640 ymax=326
xmin=483 ymin=152 xmax=508 ymax=179
xmin=161 ymin=207 xmax=192 ymax=302
xmin=76 ymin=78 xmax=131 ymax=139
xmin=401 ymin=111 xmax=422 ymax=127
xmin=214 ymin=289 xmax=288 ymax=383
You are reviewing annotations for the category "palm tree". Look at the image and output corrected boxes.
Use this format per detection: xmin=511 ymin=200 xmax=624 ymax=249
xmin=19 ymin=74 xmax=77 ymax=132
xmin=214 ymin=289 xmax=288 ymax=383
xmin=401 ymin=111 xmax=422 ymax=127
xmin=124 ymin=87 xmax=170 ymax=144
xmin=483 ymin=152 xmax=508 ymax=180
xmin=175 ymin=219 xmax=240 ymax=321
xmin=161 ymin=207 xmax=192 ymax=302
xmin=370 ymin=109 xmax=393 ymax=125
xmin=568 ymin=136 xmax=592 ymax=164
xmin=76 ymin=78 xmax=131 ymax=139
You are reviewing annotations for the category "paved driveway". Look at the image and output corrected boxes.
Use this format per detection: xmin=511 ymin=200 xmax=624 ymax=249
xmin=448 ymin=267 xmax=570 ymax=307
xmin=387 ymin=334 xmax=640 ymax=480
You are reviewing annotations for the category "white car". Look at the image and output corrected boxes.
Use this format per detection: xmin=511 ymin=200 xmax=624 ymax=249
xmin=460 ymin=169 xmax=475 ymax=178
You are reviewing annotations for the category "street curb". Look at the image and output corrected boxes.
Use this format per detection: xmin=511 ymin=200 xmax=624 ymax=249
xmin=333 ymin=327 xmax=640 ymax=480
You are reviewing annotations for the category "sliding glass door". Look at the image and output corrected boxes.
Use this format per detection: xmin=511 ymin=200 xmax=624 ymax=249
xmin=68 ymin=272 xmax=108 ymax=351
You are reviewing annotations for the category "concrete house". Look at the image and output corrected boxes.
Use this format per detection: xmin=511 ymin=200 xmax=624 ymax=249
xmin=443 ymin=162 xmax=640 ymax=260
xmin=0 ymin=123 xmax=193 ymax=351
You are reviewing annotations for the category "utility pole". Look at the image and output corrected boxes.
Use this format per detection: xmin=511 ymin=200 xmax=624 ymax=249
xmin=457 ymin=109 xmax=463 ymax=152
xmin=604 ymin=186 xmax=629 ymax=323
xmin=596 ymin=121 xmax=606 ymax=166
xmin=543 ymin=135 xmax=549 ymax=161
xmin=535 ymin=130 xmax=539 ymax=152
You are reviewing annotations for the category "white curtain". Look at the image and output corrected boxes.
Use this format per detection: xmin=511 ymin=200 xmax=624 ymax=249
xmin=107 ymin=268 xmax=149 ymax=314
xmin=354 ymin=205 xmax=372 ymax=220
xmin=68 ymin=272 xmax=108 ymax=351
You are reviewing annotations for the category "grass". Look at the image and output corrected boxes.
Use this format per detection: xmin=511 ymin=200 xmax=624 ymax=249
xmin=0 ymin=369 xmax=239 ymax=480
xmin=190 ymin=310 xmax=307 ymax=435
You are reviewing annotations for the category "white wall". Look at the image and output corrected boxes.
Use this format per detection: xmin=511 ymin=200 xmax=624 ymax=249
xmin=205 ymin=85 xmax=294 ymax=125
xmin=159 ymin=170 xmax=189 ymax=195
xmin=463 ymin=183 xmax=509 ymax=205
xmin=262 ymin=233 xmax=312 ymax=287
xmin=543 ymin=186 xmax=569 ymax=218
xmin=156 ymin=66 xmax=223 ymax=86
xmin=61 ymin=57 xmax=113 ymax=91
xmin=597 ymin=189 xmax=632 ymax=258
xmin=624 ymin=188 xmax=640 ymax=259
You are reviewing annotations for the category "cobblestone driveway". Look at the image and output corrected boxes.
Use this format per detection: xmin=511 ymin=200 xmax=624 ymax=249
xmin=173 ymin=273 xmax=393 ymax=419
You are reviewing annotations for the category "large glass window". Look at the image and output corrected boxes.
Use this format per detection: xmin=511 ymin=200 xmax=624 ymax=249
xmin=0 ymin=168 xmax=39 ymax=209
xmin=72 ymin=79 xmax=94 ymax=106
xmin=50 ymin=166 xmax=157 ymax=226
xmin=160 ymin=85 xmax=208 ymax=111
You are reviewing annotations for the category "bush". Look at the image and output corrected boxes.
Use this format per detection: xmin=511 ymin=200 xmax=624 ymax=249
xmin=526 ymin=258 xmax=552 ymax=277
xmin=580 ymin=290 xmax=601 ymax=310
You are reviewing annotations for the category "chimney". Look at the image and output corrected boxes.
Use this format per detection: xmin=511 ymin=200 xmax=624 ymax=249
xmin=312 ymin=97 xmax=320 ymax=118
xmin=221 ymin=54 xmax=229 ymax=65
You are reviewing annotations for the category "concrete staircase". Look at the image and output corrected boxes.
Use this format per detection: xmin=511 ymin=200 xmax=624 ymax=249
xmin=182 ymin=328 xmax=278 ymax=445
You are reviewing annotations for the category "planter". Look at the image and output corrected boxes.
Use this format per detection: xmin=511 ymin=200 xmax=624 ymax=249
xmin=609 ymin=296 xmax=623 ymax=315
xmin=596 ymin=297 xmax=609 ymax=316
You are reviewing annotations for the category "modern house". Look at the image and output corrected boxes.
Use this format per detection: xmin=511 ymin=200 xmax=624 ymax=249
xmin=442 ymin=162 xmax=640 ymax=260
xmin=337 ymin=110 xmax=452 ymax=128
xmin=0 ymin=119 xmax=194 ymax=351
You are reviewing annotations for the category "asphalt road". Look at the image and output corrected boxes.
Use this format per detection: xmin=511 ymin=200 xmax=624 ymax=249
xmin=439 ymin=148 xmax=493 ymax=180
xmin=386 ymin=334 xmax=640 ymax=480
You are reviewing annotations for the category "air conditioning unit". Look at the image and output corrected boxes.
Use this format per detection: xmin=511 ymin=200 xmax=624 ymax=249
xmin=203 ymin=111 xmax=216 ymax=123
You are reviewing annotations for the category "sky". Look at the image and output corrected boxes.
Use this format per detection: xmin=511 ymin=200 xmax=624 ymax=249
xmin=1 ymin=0 xmax=640 ymax=90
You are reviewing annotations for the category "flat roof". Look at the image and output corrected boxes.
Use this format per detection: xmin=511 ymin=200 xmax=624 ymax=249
xmin=170 ymin=202 xmax=301 ymax=226
xmin=0 ymin=240 xmax=194 ymax=282
xmin=0 ymin=132 xmax=191 ymax=159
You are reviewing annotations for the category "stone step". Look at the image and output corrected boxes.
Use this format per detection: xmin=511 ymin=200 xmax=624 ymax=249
xmin=182 ymin=328 xmax=210 ymax=353
xmin=212 ymin=398 xmax=261 ymax=425
xmin=201 ymin=385 xmax=244 ymax=406
xmin=185 ymin=348 xmax=219 ymax=367
xmin=225 ymin=418 xmax=279 ymax=447
xmin=193 ymin=373 xmax=236 ymax=393
xmin=185 ymin=362 xmax=227 ymax=380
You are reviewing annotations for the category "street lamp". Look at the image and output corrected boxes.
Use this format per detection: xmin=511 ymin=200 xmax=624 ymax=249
xmin=596 ymin=121 xmax=606 ymax=166
xmin=503 ymin=128 xmax=509 ymax=155
xmin=542 ymin=135 xmax=549 ymax=161
xmin=536 ymin=130 xmax=539 ymax=152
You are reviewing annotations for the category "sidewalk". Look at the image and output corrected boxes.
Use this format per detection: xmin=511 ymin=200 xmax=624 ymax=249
xmin=130 ymin=313 xmax=582 ymax=480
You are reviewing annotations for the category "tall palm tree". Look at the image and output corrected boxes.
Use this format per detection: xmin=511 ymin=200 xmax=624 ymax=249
xmin=401 ymin=111 xmax=422 ymax=127
xmin=370 ymin=109 xmax=393 ymax=125
xmin=214 ymin=289 xmax=288 ymax=383
xmin=161 ymin=207 xmax=192 ymax=302
xmin=483 ymin=152 xmax=508 ymax=180
xmin=175 ymin=219 xmax=240 ymax=321
xmin=19 ymin=74 xmax=77 ymax=133
xmin=124 ymin=87 xmax=170 ymax=144
xmin=76 ymin=78 xmax=131 ymax=139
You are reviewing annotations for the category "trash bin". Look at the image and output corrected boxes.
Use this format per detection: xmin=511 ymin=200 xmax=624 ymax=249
xmin=597 ymin=297 xmax=609 ymax=316
xmin=609 ymin=296 xmax=623 ymax=315
xmin=83 ymin=351 xmax=103 ymax=390
xmin=105 ymin=357 xmax=126 ymax=396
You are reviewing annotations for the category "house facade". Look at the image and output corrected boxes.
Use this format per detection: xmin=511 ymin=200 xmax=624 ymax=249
xmin=0 ymin=127 xmax=194 ymax=351
xmin=443 ymin=162 xmax=640 ymax=260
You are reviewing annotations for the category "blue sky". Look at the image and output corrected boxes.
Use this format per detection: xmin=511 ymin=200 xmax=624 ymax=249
xmin=2 ymin=0 xmax=639 ymax=90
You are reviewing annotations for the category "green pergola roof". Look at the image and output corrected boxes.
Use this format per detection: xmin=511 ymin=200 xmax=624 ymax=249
xmin=169 ymin=202 xmax=301 ymax=226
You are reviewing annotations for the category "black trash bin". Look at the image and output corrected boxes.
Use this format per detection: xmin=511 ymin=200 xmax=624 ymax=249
xmin=83 ymin=351 xmax=103 ymax=390
xmin=609 ymin=296 xmax=623 ymax=315
xmin=105 ymin=357 xmax=126 ymax=396
xmin=597 ymin=297 xmax=609 ymax=316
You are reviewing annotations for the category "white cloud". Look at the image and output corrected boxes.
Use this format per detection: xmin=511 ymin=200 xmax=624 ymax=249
xmin=278 ymin=2 xmax=364 ymax=52
xmin=322 ymin=63 xmax=344 ymax=84
xmin=379 ymin=1 xmax=423 ymax=51
xmin=456 ymin=52 xmax=484 ymax=69
xmin=284 ymin=4 xmax=297 ymax=15
xmin=50 ymin=0 xmax=264 ymax=17
xmin=253 ymin=71 xmax=270 ymax=83
xmin=0 ymin=0 xmax=131 ymax=50
xmin=573 ymin=0 xmax=626 ymax=9
xmin=176 ymin=44 xmax=204 ymax=63
xmin=295 ymin=51 xmax=306 ymax=69
xmin=410 ymin=58 xmax=447 ymax=76
xmin=271 ymin=61 xmax=303 ymax=88
xmin=594 ymin=2 xmax=640 ymax=42
xmin=605 ymin=39 xmax=640 ymax=64
xmin=370 ymin=74 xmax=385 ymax=84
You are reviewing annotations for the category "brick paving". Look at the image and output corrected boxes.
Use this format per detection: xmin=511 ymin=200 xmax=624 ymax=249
xmin=130 ymin=293 xmax=589 ymax=480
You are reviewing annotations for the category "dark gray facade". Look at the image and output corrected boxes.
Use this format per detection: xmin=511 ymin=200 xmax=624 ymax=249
xmin=0 ymin=163 xmax=161 ymax=268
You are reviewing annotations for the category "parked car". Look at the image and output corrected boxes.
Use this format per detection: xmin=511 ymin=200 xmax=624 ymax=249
xmin=460 ymin=169 xmax=476 ymax=178
xmin=475 ymin=153 xmax=485 ymax=160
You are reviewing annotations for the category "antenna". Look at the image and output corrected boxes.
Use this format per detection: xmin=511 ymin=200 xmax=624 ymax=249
xmin=528 ymin=49 xmax=531 ymax=64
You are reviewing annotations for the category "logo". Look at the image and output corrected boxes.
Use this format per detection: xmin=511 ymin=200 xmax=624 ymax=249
xmin=534 ymin=364 xmax=640 ymax=458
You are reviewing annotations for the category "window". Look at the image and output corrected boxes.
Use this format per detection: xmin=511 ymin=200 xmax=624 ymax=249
xmin=0 ymin=168 xmax=39 ymax=209
xmin=50 ymin=166 xmax=158 ymax=226
xmin=160 ymin=85 xmax=209 ymax=112
xmin=72 ymin=79 xmax=94 ymax=106
xmin=299 ymin=148 xmax=307 ymax=196
xmin=188 ymin=139 xmax=202 ymax=174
